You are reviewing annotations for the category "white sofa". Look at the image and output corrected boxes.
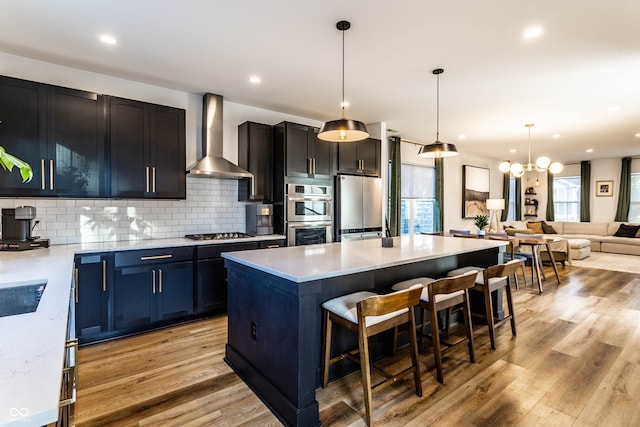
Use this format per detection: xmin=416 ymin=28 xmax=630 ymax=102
xmin=501 ymin=220 xmax=640 ymax=260
xmin=546 ymin=221 xmax=640 ymax=256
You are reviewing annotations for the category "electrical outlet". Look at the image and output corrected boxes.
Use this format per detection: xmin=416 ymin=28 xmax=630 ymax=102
xmin=251 ymin=321 xmax=257 ymax=341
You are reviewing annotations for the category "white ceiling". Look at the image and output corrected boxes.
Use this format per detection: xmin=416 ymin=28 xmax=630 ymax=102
xmin=1 ymin=0 xmax=639 ymax=164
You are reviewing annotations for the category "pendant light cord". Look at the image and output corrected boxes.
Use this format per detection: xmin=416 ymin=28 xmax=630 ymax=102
xmin=435 ymin=72 xmax=440 ymax=139
xmin=341 ymin=28 xmax=345 ymax=119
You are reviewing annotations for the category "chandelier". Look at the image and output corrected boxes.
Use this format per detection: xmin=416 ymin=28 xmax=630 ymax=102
xmin=499 ymin=123 xmax=562 ymax=177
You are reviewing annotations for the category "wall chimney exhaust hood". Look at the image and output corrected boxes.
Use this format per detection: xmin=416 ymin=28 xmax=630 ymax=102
xmin=187 ymin=93 xmax=253 ymax=179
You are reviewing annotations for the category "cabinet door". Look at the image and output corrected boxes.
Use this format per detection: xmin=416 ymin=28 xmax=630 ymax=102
xmin=0 ymin=76 xmax=47 ymax=196
xmin=285 ymin=123 xmax=311 ymax=177
xmin=148 ymin=104 xmax=186 ymax=199
xmin=238 ymin=121 xmax=272 ymax=201
xmin=337 ymin=141 xmax=359 ymax=174
xmin=196 ymin=258 xmax=227 ymax=314
xmin=75 ymin=254 xmax=111 ymax=342
xmin=114 ymin=265 xmax=155 ymax=330
xmin=308 ymin=127 xmax=334 ymax=177
xmin=358 ymin=138 xmax=380 ymax=176
xmin=156 ymin=261 xmax=194 ymax=321
xmin=109 ymin=97 xmax=147 ymax=198
xmin=47 ymin=86 xmax=106 ymax=197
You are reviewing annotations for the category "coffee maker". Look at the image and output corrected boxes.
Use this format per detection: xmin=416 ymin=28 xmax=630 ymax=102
xmin=246 ymin=204 xmax=273 ymax=235
xmin=0 ymin=206 xmax=49 ymax=250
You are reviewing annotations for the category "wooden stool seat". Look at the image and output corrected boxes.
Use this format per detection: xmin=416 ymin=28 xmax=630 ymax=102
xmin=419 ymin=271 xmax=477 ymax=384
xmin=472 ymin=259 xmax=520 ymax=349
xmin=321 ymin=286 xmax=423 ymax=426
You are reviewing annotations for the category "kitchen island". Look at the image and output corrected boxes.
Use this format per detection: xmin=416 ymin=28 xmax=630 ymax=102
xmin=222 ymin=234 xmax=507 ymax=427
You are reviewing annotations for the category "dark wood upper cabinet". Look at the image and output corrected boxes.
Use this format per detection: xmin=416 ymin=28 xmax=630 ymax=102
xmin=0 ymin=76 xmax=107 ymax=197
xmin=109 ymin=97 xmax=186 ymax=199
xmin=0 ymin=76 xmax=47 ymax=196
xmin=274 ymin=121 xmax=335 ymax=179
xmin=337 ymin=137 xmax=381 ymax=177
xmin=237 ymin=121 xmax=273 ymax=202
xmin=47 ymin=86 xmax=107 ymax=197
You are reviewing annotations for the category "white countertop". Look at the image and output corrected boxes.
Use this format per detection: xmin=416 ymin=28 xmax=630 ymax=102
xmin=0 ymin=234 xmax=284 ymax=427
xmin=222 ymin=235 xmax=507 ymax=283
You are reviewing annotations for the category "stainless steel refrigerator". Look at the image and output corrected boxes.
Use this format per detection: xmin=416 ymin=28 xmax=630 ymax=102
xmin=335 ymin=175 xmax=383 ymax=241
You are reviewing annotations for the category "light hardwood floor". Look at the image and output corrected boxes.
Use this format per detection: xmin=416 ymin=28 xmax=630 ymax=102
xmin=71 ymin=264 xmax=640 ymax=426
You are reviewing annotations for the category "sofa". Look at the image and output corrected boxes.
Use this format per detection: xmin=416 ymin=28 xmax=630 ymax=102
xmin=501 ymin=220 xmax=640 ymax=261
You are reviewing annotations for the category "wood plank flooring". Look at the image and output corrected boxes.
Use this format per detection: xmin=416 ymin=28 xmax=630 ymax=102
xmin=71 ymin=264 xmax=640 ymax=426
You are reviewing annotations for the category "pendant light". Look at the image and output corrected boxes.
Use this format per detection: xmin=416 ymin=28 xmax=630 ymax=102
xmin=318 ymin=20 xmax=369 ymax=142
xmin=418 ymin=68 xmax=458 ymax=158
xmin=501 ymin=123 xmax=562 ymax=177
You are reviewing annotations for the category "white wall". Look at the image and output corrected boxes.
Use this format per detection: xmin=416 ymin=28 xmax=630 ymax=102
xmin=0 ymin=53 xmax=324 ymax=244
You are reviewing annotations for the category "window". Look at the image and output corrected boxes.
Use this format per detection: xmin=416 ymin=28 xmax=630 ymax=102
xmin=399 ymin=163 xmax=436 ymax=234
xmin=507 ymin=176 xmax=516 ymax=221
xmin=553 ymin=176 xmax=580 ymax=222
xmin=630 ymin=173 xmax=640 ymax=222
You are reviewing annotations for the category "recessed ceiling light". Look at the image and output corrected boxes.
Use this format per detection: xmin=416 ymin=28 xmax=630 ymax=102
xmin=458 ymin=134 xmax=465 ymax=140
xmin=340 ymin=101 xmax=350 ymax=108
xmin=523 ymin=27 xmax=543 ymax=39
xmin=635 ymin=133 xmax=640 ymax=138
xmin=586 ymin=149 xmax=594 ymax=153
xmin=552 ymin=134 xmax=561 ymax=139
xmin=608 ymin=106 xmax=620 ymax=112
xmin=509 ymin=149 xmax=516 ymax=153
xmin=100 ymin=34 xmax=117 ymax=45
xmin=249 ymin=75 xmax=261 ymax=84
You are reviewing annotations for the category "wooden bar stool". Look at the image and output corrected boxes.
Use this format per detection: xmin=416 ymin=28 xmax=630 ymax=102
xmin=472 ymin=259 xmax=521 ymax=349
xmin=321 ymin=286 xmax=423 ymax=426
xmin=419 ymin=271 xmax=477 ymax=384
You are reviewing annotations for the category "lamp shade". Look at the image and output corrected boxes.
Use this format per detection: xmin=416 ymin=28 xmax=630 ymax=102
xmin=417 ymin=141 xmax=458 ymax=158
xmin=318 ymin=118 xmax=369 ymax=142
xmin=486 ymin=198 xmax=505 ymax=210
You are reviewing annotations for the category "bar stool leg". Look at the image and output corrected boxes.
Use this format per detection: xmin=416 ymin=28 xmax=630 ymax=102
xmin=358 ymin=328 xmax=374 ymax=426
xmin=321 ymin=310 xmax=332 ymax=388
xmin=505 ymin=277 xmax=517 ymax=336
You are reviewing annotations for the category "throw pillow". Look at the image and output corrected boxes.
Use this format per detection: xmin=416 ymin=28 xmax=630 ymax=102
xmin=526 ymin=221 xmax=543 ymax=234
xmin=541 ymin=222 xmax=557 ymax=234
xmin=613 ymin=223 xmax=640 ymax=238
xmin=505 ymin=228 xmax=534 ymax=236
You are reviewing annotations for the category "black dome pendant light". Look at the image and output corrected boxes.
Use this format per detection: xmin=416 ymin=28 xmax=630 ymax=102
xmin=318 ymin=20 xmax=369 ymax=142
xmin=418 ymin=68 xmax=459 ymax=158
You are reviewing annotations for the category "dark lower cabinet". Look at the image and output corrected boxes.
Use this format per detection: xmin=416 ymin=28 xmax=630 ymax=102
xmin=113 ymin=247 xmax=194 ymax=331
xmin=195 ymin=242 xmax=259 ymax=315
xmin=74 ymin=253 xmax=112 ymax=344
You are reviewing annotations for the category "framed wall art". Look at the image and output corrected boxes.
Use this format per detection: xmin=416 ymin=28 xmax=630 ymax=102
xmin=596 ymin=180 xmax=613 ymax=197
xmin=462 ymin=165 xmax=490 ymax=218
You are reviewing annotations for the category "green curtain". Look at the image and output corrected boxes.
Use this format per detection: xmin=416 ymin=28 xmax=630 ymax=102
xmin=615 ymin=157 xmax=632 ymax=221
xmin=580 ymin=160 xmax=591 ymax=222
xmin=515 ymin=176 xmax=522 ymax=220
xmin=546 ymin=169 xmax=555 ymax=221
xmin=388 ymin=136 xmax=402 ymax=236
xmin=435 ymin=157 xmax=444 ymax=232
xmin=501 ymin=173 xmax=510 ymax=222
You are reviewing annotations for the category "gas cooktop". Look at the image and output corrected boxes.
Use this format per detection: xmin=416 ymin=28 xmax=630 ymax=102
xmin=184 ymin=232 xmax=254 ymax=241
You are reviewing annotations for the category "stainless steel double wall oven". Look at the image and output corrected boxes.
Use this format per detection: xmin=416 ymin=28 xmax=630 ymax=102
xmin=285 ymin=183 xmax=332 ymax=246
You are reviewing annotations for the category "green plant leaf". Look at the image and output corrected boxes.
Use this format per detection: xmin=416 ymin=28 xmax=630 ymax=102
xmin=0 ymin=146 xmax=33 ymax=183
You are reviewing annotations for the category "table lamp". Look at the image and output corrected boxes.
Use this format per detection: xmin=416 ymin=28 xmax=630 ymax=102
xmin=486 ymin=198 xmax=505 ymax=232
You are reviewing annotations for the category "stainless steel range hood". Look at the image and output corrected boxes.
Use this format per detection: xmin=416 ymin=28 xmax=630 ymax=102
xmin=187 ymin=93 xmax=253 ymax=179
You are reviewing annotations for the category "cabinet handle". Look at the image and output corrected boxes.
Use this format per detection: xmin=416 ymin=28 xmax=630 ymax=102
xmin=266 ymin=245 xmax=280 ymax=249
xmin=158 ymin=269 xmax=163 ymax=293
xmin=312 ymin=158 xmax=316 ymax=175
xmin=74 ymin=267 xmax=79 ymax=303
xmin=41 ymin=159 xmax=46 ymax=190
xmin=152 ymin=270 xmax=156 ymax=294
xmin=145 ymin=166 xmax=150 ymax=192
xmin=140 ymin=254 xmax=173 ymax=261
xmin=152 ymin=166 xmax=156 ymax=193
xmin=307 ymin=158 xmax=312 ymax=175
xmin=102 ymin=260 xmax=107 ymax=292
xmin=59 ymin=338 xmax=78 ymax=407
xmin=50 ymin=159 xmax=54 ymax=190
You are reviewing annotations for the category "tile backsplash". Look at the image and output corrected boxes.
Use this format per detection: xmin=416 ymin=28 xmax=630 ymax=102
xmin=0 ymin=177 xmax=247 ymax=245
